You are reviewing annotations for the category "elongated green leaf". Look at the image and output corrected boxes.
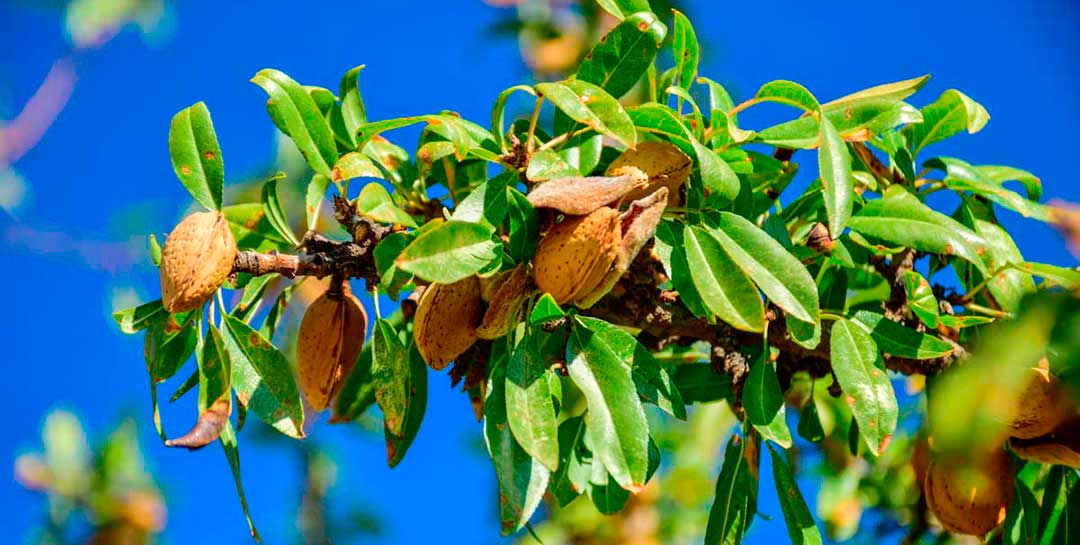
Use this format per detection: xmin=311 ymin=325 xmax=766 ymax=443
xmin=926 ymin=157 xmax=1049 ymax=220
xmin=849 ymin=310 xmax=954 ymax=359
xmin=1016 ymin=262 xmax=1080 ymax=290
xmin=169 ymin=102 xmax=224 ymax=211
xmin=221 ymin=314 xmax=304 ymax=438
xmin=114 ymin=299 xmax=166 ymax=334
xmin=260 ymin=175 xmax=299 ymax=246
xmin=304 ymin=174 xmax=332 ymax=232
xmin=550 ymin=415 xmax=592 ymax=505
xmin=356 ymin=182 xmax=417 ymax=228
xmin=905 ymin=89 xmax=990 ymax=154
xmin=742 ymin=355 xmax=792 ymax=448
xmin=655 ymin=220 xmax=709 ymax=318
xmin=333 ymin=151 xmax=384 ymax=182
xmin=674 ymin=364 xmax=732 ymax=404
xmin=704 ymin=433 xmax=758 ymax=545
xmin=671 ymin=10 xmax=699 ymax=92
xmin=452 ymin=173 xmax=509 ymax=229
xmin=706 ymin=213 xmax=819 ymax=323
xmin=396 ymin=220 xmax=499 ymax=283
xmin=331 ymin=342 xmax=376 ymax=423
xmin=491 ymin=84 xmax=536 ymax=151
xmin=372 ymin=320 xmax=425 ymax=467
xmin=372 ymin=232 xmax=413 ymax=300
xmin=577 ymin=11 xmax=666 ymax=99
xmin=819 ymin=116 xmax=853 ymax=237
xmin=684 ymin=224 xmax=765 ymax=332
xmin=757 ymin=99 xmax=921 ymax=149
xmin=507 ymin=188 xmax=538 ymax=264
xmin=596 ymin=0 xmax=651 ymax=18
xmin=505 ymin=335 xmax=560 ymax=471
xmin=144 ymin=310 xmax=198 ymax=383
xmin=768 ymin=444 xmax=823 ymax=545
xmin=356 ymin=114 xmax=473 ymax=160
xmin=485 ymin=349 xmax=550 ymax=535
xmin=567 ymin=317 xmax=650 ymax=491
xmin=539 ymin=80 xmax=636 ymax=148
xmin=848 ymin=187 xmax=988 ymax=272
xmin=830 ymin=318 xmax=898 ymax=455
xmin=219 ymin=421 xmax=260 ymax=541
xmin=339 ymin=65 xmax=367 ymax=144
xmin=953 ymin=198 xmax=1032 ymax=312
xmin=821 ymin=75 xmax=930 ymax=108
xmin=797 ymin=397 xmax=825 ymax=443
xmin=755 ymin=80 xmax=819 ymax=113
xmin=252 ymin=69 xmax=338 ymax=178
xmin=977 ymin=164 xmax=1042 ymax=201
xmin=525 ymin=149 xmax=578 ymax=181
xmin=903 ymin=271 xmax=940 ymax=328
xmin=198 ymin=326 xmax=232 ymax=412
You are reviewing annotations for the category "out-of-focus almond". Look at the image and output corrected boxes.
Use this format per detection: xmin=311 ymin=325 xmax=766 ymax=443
xmin=297 ymin=283 xmax=368 ymax=411
xmin=1006 ymin=364 xmax=1074 ymax=439
xmin=924 ymin=448 xmax=1014 ymax=536
xmin=527 ymin=170 xmax=648 ymax=215
xmin=414 ymin=277 xmax=483 ymax=370
xmin=534 ymin=207 xmax=621 ymax=305
xmin=606 ymin=140 xmax=691 ymax=206
xmin=160 ymin=211 xmax=237 ymax=313
xmin=477 ymin=265 xmax=535 ymax=340
xmin=1009 ymin=416 xmax=1080 ymax=468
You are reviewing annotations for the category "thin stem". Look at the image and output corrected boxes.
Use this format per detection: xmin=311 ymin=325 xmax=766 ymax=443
xmin=535 ymin=126 xmax=593 ymax=152
xmin=954 ymin=264 xmax=1012 ymax=305
xmin=962 ymin=302 xmax=1013 ymax=319
xmin=525 ymin=96 xmax=544 ymax=155
xmin=820 ymin=311 xmax=845 ymax=322
xmin=371 ymin=285 xmax=382 ymax=319
xmin=726 ymin=97 xmax=763 ymax=117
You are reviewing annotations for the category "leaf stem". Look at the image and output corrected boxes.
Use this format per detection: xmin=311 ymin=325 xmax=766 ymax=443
xmin=962 ymin=302 xmax=1013 ymax=319
xmin=525 ymin=96 xmax=544 ymax=155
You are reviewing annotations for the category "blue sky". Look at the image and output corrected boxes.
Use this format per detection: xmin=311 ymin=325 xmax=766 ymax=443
xmin=3 ymin=1 xmax=1079 ymax=543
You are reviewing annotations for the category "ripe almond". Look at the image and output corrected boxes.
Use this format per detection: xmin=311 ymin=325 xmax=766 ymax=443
xmin=1006 ymin=365 xmax=1073 ymax=439
xmin=477 ymin=265 xmax=535 ymax=340
xmin=1009 ymin=416 xmax=1080 ymax=468
xmin=526 ymin=170 xmax=648 ymax=215
xmin=297 ymin=283 xmax=368 ymax=411
xmin=160 ymin=211 xmax=237 ymax=313
xmin=606 ymin=140 xmax=691 ymax=205
xmin=534 ymin=207 xmax=621 ymax=305
xmin=925 ymin=448 xmax=1014 ymax=536
xmin=413 ymin=277 xmax=483 ymax=370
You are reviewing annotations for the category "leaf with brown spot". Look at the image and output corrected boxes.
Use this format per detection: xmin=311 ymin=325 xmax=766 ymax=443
xmin=829 ymin=318 xmax=898 ymax=456
xmin=166 ymin=325 xmax=232 ymax=450
xmin=222 ymin=314 xmax=305 ymax=438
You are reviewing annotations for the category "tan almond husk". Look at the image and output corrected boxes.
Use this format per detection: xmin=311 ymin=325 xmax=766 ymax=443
xmin=576 ymin=187 xmax=668 ymax=308
xmin=526 ymin=170 xmax=648 ymax=215
xmin=477 ymin=265 xmax=535 ymax=340
xmin=478 ymin=268 xmax=513 ymax=303
xmin=413 ymin=277 xmax=483 ymax=370
xmin=1006 ymin=365 xmax=1074 ymax=439
xmin=160 ymin=211 xmax=237 ymax=313
xmin=534 ymin=207 xmax=621 ymax=305
xmin=924 ymin=448 xmax=1014 ymax=537
xmin=297 ymin=283 xmax=368 ymax=411
xmin=1009 ymin=416 xmax=1080 ymax=468
xmin=606 ymin=140 xmax=691 ymax=206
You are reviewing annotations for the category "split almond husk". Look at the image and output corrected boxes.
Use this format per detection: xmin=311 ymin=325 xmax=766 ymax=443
xmin=477 ymin=265 xmax=535 ymax=340
xmin=925 ymin=448 xmax=1014 ymax=537
xmin=1009 ymin=416 xmax=1080 ymax=468
xmin=414 ymin=277 xmax=483 ymax=370
xmin=526 ymin=169 xmax=648 ymax=215
xmin=160 ymin=210 xmax=237 ymax=313
xmin=576 ymin=187 xmax=668 ymax=308
xmin=606 ymin=140 xmax=692 ymax=206
xmin=534 ymin=206 xmax=621 ymax=305
xmin=297 ymin=283 xmax=368 ymax=411
xmin=1006 ymin=364 xmax=1074 ymax=439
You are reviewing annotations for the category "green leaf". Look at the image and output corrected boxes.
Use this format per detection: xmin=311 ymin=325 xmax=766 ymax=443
xmin=829 ymin=318 xmax=898 ymax=455
xmin=819 ymin=116 xmax=853 ymax=237
xmin=903 ymin=271 xmax=940 ymax=328
xmin=671 ymin=10 xmax=699 ymax=93
xmin=684 ymin=224 xmax=765 ymax=332
xmin=484 ymin=348 xmax=550 ymax=535
xmin=567 ymin=317 xmax=650 ymax=491
xmin=628 ymin=103 xmax=740 ymax=204
xmin=114 ymin=299 xmax=166 ymax=334
xmin=339 ymin=65 xmax=367 ymax=144
xmin=820 ymin=75 xmax=930 ymax=108
xmin=356 ymin=114 xmax=472 ymax=160
xmin=224 ymin=203 xmax=291 ymax=253
xmin=355 ymin=182 xmax=418 ymax=228
xmin=1016 ymin=262 xmax=1080 ymax=290
xmin=655 ymin=221 xmax=709 ymax=318
xmin=221 ymin=314 xmax=304 ymax=439
xmin=596 ymin=0 xmax=651 ymax=19
xmin=904 ymin=89 xmax=990 ymax=154
xmin=373 ymin=233 xmax=413 ymax=300
xmin=505 ymin=335 xmax=560 ymax=471
xmin=849 ymin=310 xmax=954 ymax=359
xmin=219 ymin=422 xmax=260 ymax=542
xmin=742 ymin=355 xmax=793 ymax=448
xmin=260 ymin=175 xmax=299 ymax=246
xmin=333 ymin=151 xmax=384 ymax=182
xmin=797 ymin=397 xmax=825 ymax=443
xmin=574 ymin=316 xmax=686 ymax=420
xmin=757 ymin=99 xmax=921 ymax=149
xmin=304 ymin=174 xmax=332 ymax=232
xmin=525 ymin=149 xmax=578 ymax=181
xmin=491 ymin=84 xmax=536 ymax=151
xmin=704 ymin=433 xmax=758 ymax=545
xmin=576 ymin=11 xmax=667 ymax=99
xmin=539 ymin=80 xmax=636 ymax=148
xmin=529 ymin=293 xmax=565 ymax=325
xmin=674 ymin=364 xmax=732 ymax=404
xmin=550 ymin=415 xmax=592 ymax=506
xmin=953 ymin=198 xmax=1032 ymax=312
xmin=169 ymin=102 xmax=224 ymax=211
xmin=144 ymin=310 xmax=198 ymax=383
xmin=768 ymin=444 xmax=823 ymax=545
xmin=452 ymin=173 xmax=509 ymax=229
xmin=252 ymin=69 xmax=338 ymax=178
xmin=149 ymin=234 xmax=162 ymax=266
xmin=755 ymin=80 xmax=819 ymax=113
xmin=507 ymin=188 xmax=538 ymax=264
xmin=977 ymin=164 xmax=1042 ymax=201
xmin=372 ymin=320 xmax=426 ymax=467
xmin=197 ymin=325 xmax=232 ymax=412
xmin=848 ymin=187 xmax=988 ymax=273
xmin=926 ymin=157 xmax=1049 ymax=221
xmin=396 ymin=220 xmax=499 ymax=283
xmin=331 ymin=342 xmax=377 ymax=423
xmin=705 ymin=213 xmax=819 ymax=323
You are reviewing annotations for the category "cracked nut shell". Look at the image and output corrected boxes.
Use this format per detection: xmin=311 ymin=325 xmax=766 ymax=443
xmin=160 ymin=211 xmax=237 ymax=313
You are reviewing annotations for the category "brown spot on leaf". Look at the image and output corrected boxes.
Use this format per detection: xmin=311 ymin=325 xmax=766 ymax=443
xmin=203 ymin=151 xmax=215 ymax=161
xmin=943 ymin=243 xmax=955 ymax=256
xmin=180 ymin=165 xmax=192 ymax=175
xmin=637 ymin=21 xmax=649 ymax=31
xmin=845 ymin=395 xmax=856 ymax=406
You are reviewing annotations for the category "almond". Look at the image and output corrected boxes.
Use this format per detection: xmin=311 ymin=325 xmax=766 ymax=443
xmin=1009 ymin=416 xmax=1080 ymax=468
xmin=534 ymin=207 xmax=621 ymax=305
xmin=925 ymin=448 xmax=1014 ymax=536
xmin=297 ymin=283 xmax=368 ymax=411
xmin=160 ymin=211 xmax=237 ymax=313
xmin=527 ymin=170 xmax=648 ymax=215
xmin=606 ymin=140 xmax=691 ymax=206
xmin=477 ymin=265 xmax=535 ymax=340
xmin=1006 ymin=365 xmax=1074 ymax=439
xmin=413 ymin=277 xmax=483 ymax=370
